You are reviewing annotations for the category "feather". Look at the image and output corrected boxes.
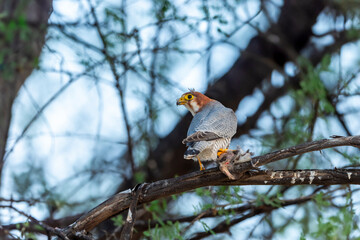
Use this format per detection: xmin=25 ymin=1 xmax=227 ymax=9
xmin=182 ymin=131 xmax=221 ymax=144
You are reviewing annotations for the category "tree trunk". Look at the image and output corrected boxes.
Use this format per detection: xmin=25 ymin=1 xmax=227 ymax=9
xmin=0 ymin=0 xmax=53 ymax=185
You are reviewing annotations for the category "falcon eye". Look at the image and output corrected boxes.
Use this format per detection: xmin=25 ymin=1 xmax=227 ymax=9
xmin=185 ymin=94 xmax=193 ymax=100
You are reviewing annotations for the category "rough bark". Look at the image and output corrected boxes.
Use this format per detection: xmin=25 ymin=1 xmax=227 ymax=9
xmin=0 ymin=0 xmax=52 ymax=184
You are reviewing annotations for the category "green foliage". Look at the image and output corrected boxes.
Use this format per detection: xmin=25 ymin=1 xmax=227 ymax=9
xmin=143 ymin=187 xmax=242 ymax=239
xmin=45 ymin=194 xmax=69 ymax=213
xmin=134 ymin=171 xmax=146 ymax=183
xmin=0 ymin=13 xmax=33 ymax=80
xmin=195 ymin=187 xmax=212 ymax=197
xmin=143 ymin=199 xmax=185 ymax=239
xmin=23 ymin=232 xmax=37 ymax=240
xmin=104 ymin=8 xmax=125 ymax=28
xmin=273 ymin=54 xmax=337 ymax=148
xmin=217 ymin=186 xmax=243 ymax=204
xmin=111 ymin=215 xmax=124 ymax=227
xmin=311 ymin=207 xmax=358 ymax=240
xmin=193 ymin=185 xmax=242 ymax=225
xmin=314 ymin=192 xmax=331 ymax=209
xmin=296 ymin=55 xmax=335 ymax=115
xmin=282 ymin=116 xmax=313 ymax=146
xmin=192 ymin=186 xmax=243 ymax=227
xmin=145 ymin=199 xmax=167 ymax=216
xmin=16 ymin=221 xmax=39 ymax=240
xmin=154 ymin=0 xmax=172 ymax=20
xmin=195 ymin=186 xmax=243 ymax=204
xmin=200 ymin=220 xmax=216 ymax=236
xmin=299 ymin=232 xmax=306 ymax=240
xmin=346 ymin=28 xmax=360 ymax=39
xmin=255 ymin=192 xmax=283 ymax=208
xmin=171 ymin=194 xmax=178 ymax=201
xmin=33 ymin=224 xmax=44 ymax=232
xmin=0 ymin=14 xmax=29 ymax=42
xmin=143 ymin=221 xmax=183 ymax=240
xmin=307 ymin=192 xmax=360 ymax=240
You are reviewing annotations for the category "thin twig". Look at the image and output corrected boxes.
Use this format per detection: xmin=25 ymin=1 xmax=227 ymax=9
xmin=4 ymin=61 xmax=102 ymax=161
xmin=0 ymin=205 xmax=70 ymax=240
xmin=88 ymin=0 xmax=136 ymax=175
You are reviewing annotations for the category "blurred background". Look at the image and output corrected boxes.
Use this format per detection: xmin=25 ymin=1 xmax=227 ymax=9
xmin=1 ymin=0 xmax=360 ymax=239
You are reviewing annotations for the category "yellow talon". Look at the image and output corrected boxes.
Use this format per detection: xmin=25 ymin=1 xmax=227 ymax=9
xmin=217 ymin=148 xmax=228 ymax=157
xmin=197 ymin=156 xmax=205 ymax=171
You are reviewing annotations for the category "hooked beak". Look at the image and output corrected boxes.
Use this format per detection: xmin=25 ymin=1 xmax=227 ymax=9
xmin=176 ymin=96 xmax=187 ymax=106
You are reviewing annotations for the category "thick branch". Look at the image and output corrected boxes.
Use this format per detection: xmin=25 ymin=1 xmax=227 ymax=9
xmin=64 ymin=135 xmax=360 ymax=236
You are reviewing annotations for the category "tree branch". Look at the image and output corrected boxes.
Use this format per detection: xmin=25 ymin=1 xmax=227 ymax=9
xmin=88 ymin=0 xmax=136 ymax=176
xmin=119 ymin=184 xmax=144 ymax=240
xmin=188 ymin=192 xmax=317 ymax=240
xmin=0 ymin=205 xmax=70 ymax=240
xmin=133 ymin=186 xmax=326 ymax=233
xmin=63 ymin=135 xmax=360 ymax=237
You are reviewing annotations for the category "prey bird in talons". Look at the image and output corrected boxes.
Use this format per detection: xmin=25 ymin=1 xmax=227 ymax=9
xmin=176 ymin=90 xmax=237 ymax=171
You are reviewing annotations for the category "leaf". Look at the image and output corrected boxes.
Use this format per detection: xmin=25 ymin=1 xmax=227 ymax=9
xmin=111 ymin=215 xmax=124 ymax=226
xmin=299 ymin=232 xmax=306 ymax=240
xmin=143 ymin=230 xmax=151 ymax=237
xmin=314 ymin=192 xmax=330 ymax=208
xmin=134 ymin=171 xmax=146 ymax=183
xmin=200 ymin=221 xmax=216 ymax=235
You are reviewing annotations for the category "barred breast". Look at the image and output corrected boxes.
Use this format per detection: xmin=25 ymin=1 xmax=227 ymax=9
xmin=191 ymin=138 xmax=231 ymax=161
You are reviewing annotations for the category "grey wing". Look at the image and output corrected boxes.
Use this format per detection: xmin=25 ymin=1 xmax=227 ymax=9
xmin=186 ymin=102 xmax=237 ymax=142
xmin=184 ymin=109 xmax=221 ymax=145
xmin=186 ymin=105 xmax=211 ymax=136
xmin=182 ymin=131 xmax=221 ymax=144
xmin=196 ymin=106 xmax=237 ymax=139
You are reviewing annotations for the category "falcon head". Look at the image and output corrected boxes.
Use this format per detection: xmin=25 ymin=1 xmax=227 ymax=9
xmin=176 ymin=90 xmax=212 ymax=116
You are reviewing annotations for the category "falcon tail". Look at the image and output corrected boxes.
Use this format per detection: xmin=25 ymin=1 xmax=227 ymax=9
xmin=184 ymin=148 xmax=200 ymax=159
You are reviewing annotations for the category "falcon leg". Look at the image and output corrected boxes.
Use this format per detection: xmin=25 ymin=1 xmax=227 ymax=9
xmin=217 ymin=148 xmax=229 ymax=157
xmin=197 ymin=156 xmax=205 ymax=171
